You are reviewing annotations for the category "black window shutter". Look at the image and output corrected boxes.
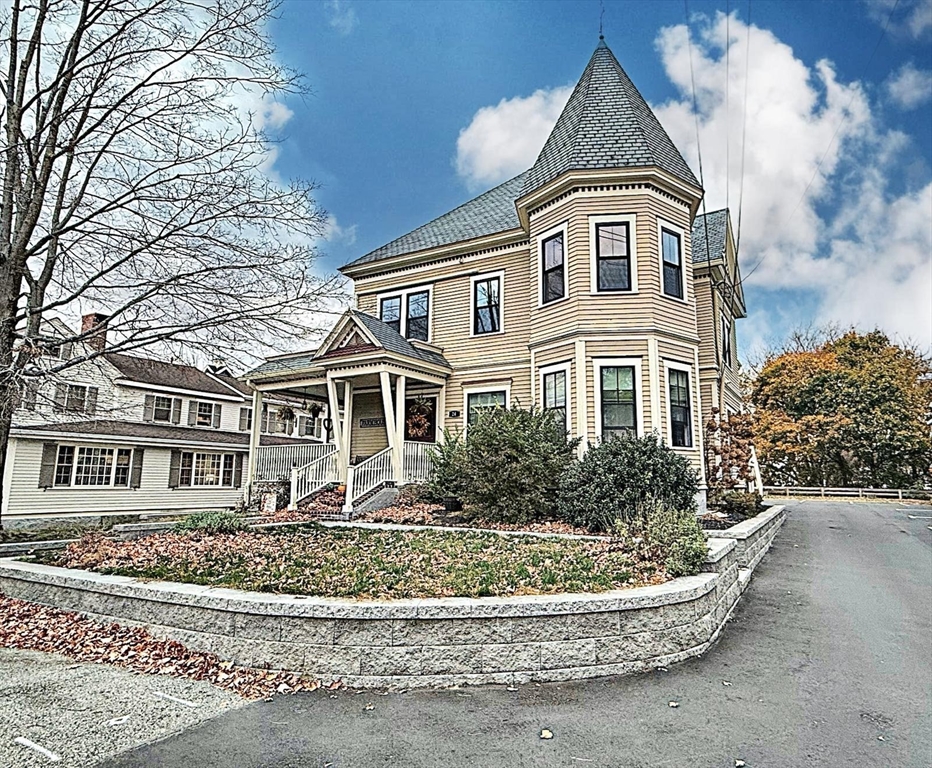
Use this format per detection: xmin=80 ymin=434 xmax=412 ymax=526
xmin=130 ymin=448 xmax=145 ymax=488
xmin=85 ymin=386 xmax=98 ymax=415
xmin=143 ymin=394 xmax=155 ymax=421
xmin=52 ymin=384 xmax=67 ymax=412
xmin=212 ymin=403 xmax=222 ymax=428
xmin=38 ymin=443 xmax=59 ymax=488
xmin=21 ymin=380 xmax=39 ymax=411
xmin=168 ymin=449 xmax=182 ymax=488
xmin=187 ymin=401 xmax=197 ymax=426
xmin=233 ymin=453 xmax=244 ymax=488
xmin=171 ymin=398 xmax=182 ymax=424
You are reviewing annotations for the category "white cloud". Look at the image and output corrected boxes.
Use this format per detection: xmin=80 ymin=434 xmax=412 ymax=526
xmin=322 ymin=214 xmax=357 ymax=246
xmin=653 ymin=12 xmax=932 ymax=352
xmin=455 ymin=86 xmax=573 ymax=190
xmin=886 ymin=62 xmax=932 ymax=109
xmin=326 ymin=0 xmax=358 ymax=36
xmin=865 ymin=0 xmax=932 ymax=39
xmin=253 ymin=98 xmax=294 ymax=131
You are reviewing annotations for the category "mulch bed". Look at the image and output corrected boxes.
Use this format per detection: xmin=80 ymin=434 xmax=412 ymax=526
xmin=699 ymin=512 xmax=746 ymax=530
xmin=0 ymin=594 xmax=326 ymax=699
xmin=357 ymin=503 xmax=594 ymax=536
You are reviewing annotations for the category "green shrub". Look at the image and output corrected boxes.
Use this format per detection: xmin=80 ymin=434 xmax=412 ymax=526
xmin=174 ymin=511 xmax=248 ymax=535
xmin=556 ymin=433 xmax=699 ymax=532
xmin=395 ymin=482 xmax=434 ymax=507
xmin=427 ymin=429 xmax=468 ymax=502
xmin=613 ymin=504 xmax=708 ymax=578
xmin=715 ymin=491 xmax=764 ymax=518
xmin=452 ymin=406 xmax=579 ymax=524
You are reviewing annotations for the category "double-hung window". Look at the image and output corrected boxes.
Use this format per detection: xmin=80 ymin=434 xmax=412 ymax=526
xmin=406 ymin=291 xmax=429 ymax=341
xmin=541 ymin=232 xmax=565 ymax=304
xmin=466 ymin=390 xmax=507 ymax=426
xmin=188 ymin=400 xmax=221 ymax=428
xmin=178 ymin=451 xmax=235 ymax=487
xmin=144 ymin=394 xmax=181 ymax=424
xmin=595 ymin=222 xmax=632 ymax=291
xmin=379 ymin=287 xmax=431 ymax=340
xmin=542 ymin=368 xmax=569 ymax=432
xmin=661 ymin=227 xmax=684 ymax=299
xmin=53 ymin=383 xmax=98 ymax=414
xmin=54 ymin=446 xmax=133 ymax=487
xmin=380 ymin=296 xmax=402 ymax=334
xmin=599 ymin=365 xmax=638 ymax=441
xmin=721 ymin=316 xmax=733 ymax=367
xmin=473 ymin=274 xmax=502 ymax=335
xmin=668 ymin=367 xmax=692 ymax=448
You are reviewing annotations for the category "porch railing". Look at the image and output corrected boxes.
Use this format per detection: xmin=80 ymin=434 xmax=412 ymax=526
xmin=403 ymin=441 xmax=435 ymax=484
xmin=344 ymin=447 xmax=393 ymax=512
xmin=256 ymin=442 xmax=332 ymax=481
xmin=290 ymin=446 xmax=339 ymax=509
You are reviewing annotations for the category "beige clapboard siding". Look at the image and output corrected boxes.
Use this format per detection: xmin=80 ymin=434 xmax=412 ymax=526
xmin=4 ymin=438 xmax=246 ymax=518
xmin=526 ymin=190 xmax=699 ymax=346
xmin=657 ymin=339 xmax=704 ymax=473
xmin=534 ymin=342 xmax=576 ymax=416
xmin=353 ymin=245 xmax=532 ymax=373
xmin=694 ymin=277 xmax=718 ymax=370
xmin=350 ymin=391 xmax=389 ymax=459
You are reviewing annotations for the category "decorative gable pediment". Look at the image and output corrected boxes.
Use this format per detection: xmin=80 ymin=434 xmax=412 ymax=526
xmin=316 ymin=312 xmax=381 ymax=359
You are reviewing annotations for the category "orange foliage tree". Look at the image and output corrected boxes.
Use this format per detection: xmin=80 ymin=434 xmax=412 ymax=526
xmin=752 ymin=331 xmax=932 ymax=488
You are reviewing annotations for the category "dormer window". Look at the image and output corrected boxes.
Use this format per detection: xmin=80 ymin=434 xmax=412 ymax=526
xmin=541 ymin=232 xmax=565 ymax=304
xmin=378 ymin=286 xmax=431 ymax=340
xmin=661 ymin=227 xmax=684 ymax=299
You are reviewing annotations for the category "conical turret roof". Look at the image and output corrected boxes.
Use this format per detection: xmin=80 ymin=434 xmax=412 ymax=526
xmin=523 ymin=38 xmax=699 ymax=195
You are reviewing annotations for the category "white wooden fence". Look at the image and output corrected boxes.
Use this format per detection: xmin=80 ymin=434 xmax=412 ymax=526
xmin=402 ymin=441 xmax=435 ymax=484
xmin=255 ymin=443 xmax=332 ymax=481
xmin=289 ymin=447 xmax=339 ymax=509
xmin=765 ymin=486 xmax=930 ymax=501
xmin=344 ymin=447 xmax=393 ymax=512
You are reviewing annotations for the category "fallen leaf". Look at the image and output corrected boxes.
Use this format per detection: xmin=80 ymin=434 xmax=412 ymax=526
xmin=364 ymin=703 xmax=374 ymax=711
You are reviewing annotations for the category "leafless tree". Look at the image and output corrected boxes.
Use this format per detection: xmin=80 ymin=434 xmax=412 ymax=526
xmin=0 ymin=0 xmax=343 ymax=523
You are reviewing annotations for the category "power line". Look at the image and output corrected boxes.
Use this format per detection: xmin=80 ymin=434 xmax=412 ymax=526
xmin=738 ymin=0 xmax=901 ymax=287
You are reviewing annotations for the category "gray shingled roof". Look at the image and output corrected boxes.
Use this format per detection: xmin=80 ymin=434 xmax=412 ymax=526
xmin=15 ymin=420 xmax=312 ymax=447
xmin=524 ymin=40 xmax=699 ymax=196
xmin=105 ymin=353 xmax=244 ymax=398
xmin=245 ymin=311 xmax=450 ymax=380
xmin=691 ymin=208 xmax=729 ymax=263
xmin=341 ymin=172 xmax=527 ymax=271
xmin=351 ymin=311 xmax=450 ymax=369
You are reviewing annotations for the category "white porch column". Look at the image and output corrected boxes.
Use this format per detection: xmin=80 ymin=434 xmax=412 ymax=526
xmin=436 ymin=385 xmax=446 ymax=439
xmin=647 ymin=337 xmax=662 ymax=436
xmin=341 ymin=380 xmax=354 ymax=474
xmin=394 ymin=375 xmax=407 ymax=481
xmin=326 ymin=375 xmax=344 ymax=477
xmin=245 ymin=388 xmax=263 ymax=502
xmin=379 ymin=370 xmax=398 ymax=481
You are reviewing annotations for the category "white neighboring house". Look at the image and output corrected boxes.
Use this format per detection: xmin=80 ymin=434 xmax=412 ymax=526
xmin=2 ymin=314 xmax=329 ymax=520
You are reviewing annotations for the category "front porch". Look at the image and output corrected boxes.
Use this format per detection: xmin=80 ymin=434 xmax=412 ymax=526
xmin=245 ymin=310 xmax=450 ymax=513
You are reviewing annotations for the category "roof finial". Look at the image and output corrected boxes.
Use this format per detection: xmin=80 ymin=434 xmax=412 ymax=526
xmin=599 ymin=0 xmax=605 ymax=40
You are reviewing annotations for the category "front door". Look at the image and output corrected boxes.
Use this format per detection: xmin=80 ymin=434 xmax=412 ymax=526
xmin=403 ymin=397 xmax=437 ymax=442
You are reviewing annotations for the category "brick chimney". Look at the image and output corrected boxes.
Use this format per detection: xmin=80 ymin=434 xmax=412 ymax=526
xmin=81 ymin=312 xmax=110 ymax=352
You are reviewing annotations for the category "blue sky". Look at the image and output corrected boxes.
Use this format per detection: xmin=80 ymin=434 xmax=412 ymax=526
xmin=262 ymin=0 xmax=932 ymax=359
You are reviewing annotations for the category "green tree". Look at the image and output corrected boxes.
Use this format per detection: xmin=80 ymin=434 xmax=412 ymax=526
xmin=752 ymin=330 xmax=932 ymax=488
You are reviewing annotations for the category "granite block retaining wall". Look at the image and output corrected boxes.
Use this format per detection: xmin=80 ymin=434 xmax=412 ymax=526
xmin=712 ymin=504 xmax=785 ymax=570
xmin=0 ymin=510 xmax=786 ymax=688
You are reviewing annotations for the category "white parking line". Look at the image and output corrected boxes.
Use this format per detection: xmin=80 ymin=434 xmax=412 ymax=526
xmin=14 ymin=737 xmax=61 ymax=762
xmin=153 ymin=691 xmax=197 ymax=708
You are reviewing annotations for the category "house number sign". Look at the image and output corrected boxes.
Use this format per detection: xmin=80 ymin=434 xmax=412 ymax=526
xmin=360 ymin=417 xmax=386 ymax=428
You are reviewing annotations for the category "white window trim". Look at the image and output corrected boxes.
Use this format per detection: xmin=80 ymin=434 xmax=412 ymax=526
xmin=56 ymin=444 xmax=134 ymax=489
xmin=469 ymin=271 xmax=506 ymax=337
xmin=536 ymin=221 xmax=570 ymax=309
xmin=663 ymin=360 xmax=695 ymax=450
xmin=657 ymin=217 xmax=689 ymax=305
xmin=588 ymin=213 xmax=638 ymax=294
xmin=179 ymin=450 xmax=237 ymax=488
xmin=462 ymin=383 xmax=512 ymax=433
xmin=539 ymin=361 xmax=572 ymax=433
xmin=593 ymin=357 xmax=644 ymax=442
xmin=376 ymin=284 xmax=435 ymax=342
xmin=721 ymin=315 xmax=733 ymax=368
xmin=194 ymin=400 xmax=219 ymax=428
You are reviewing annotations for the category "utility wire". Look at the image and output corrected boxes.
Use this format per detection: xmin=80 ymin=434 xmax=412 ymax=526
xmin=738 ymin=0 xmax=900 ymax=287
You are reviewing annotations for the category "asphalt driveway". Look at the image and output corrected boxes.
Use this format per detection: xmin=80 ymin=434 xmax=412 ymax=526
xmin=91 ymin=500 xmax=930 ymax=768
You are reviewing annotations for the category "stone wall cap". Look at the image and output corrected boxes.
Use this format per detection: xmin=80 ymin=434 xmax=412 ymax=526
xmin=0 ymin=558 xmax=717 ymax=620
xmin=714 ymin=505 xmax=785 ymax=541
